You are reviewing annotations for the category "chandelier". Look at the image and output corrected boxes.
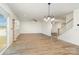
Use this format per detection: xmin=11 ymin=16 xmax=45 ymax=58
xmin=43 ymin=3 xmax=55 ymax=22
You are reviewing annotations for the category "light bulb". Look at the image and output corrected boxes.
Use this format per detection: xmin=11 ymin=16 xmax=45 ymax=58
xmin=51 ymin=17 xmax=55 ymax=22
xmin=44 ymin=18 xmax=46 ymax=21
xmin=44 ymin=18 xmax=48 ymax=22
xmin=47 ymin=17 xmax=51 ymax=20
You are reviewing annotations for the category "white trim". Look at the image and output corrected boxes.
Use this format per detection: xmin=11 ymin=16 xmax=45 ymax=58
xmin=0 ymin=45 xmax=9 ymax=55
xmin=0 ymin=41 xmax=13 ymax=55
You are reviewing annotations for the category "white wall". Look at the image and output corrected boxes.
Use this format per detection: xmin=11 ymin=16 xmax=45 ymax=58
xmin=42 ymin=20 xmax=52 ymax=36
xmin=20 ymin=20 xmax=42 ymax=33
xmin=58 ymin=10 xmax=79 ymax=46
xmin=66 ymin=13 xmax=73 ymax=23
xmin=20 ymin=20 xmax=52 ymax=36
xmin=59 ymin=28 xmax=79 ymax=46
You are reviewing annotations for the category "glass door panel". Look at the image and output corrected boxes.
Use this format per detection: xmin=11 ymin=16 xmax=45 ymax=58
xmin=0 ymin=15 xmax=7 ymax=50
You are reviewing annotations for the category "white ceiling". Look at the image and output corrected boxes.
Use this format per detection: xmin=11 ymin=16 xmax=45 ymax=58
xmin=7 ymin=3 xmax=79 ymax=21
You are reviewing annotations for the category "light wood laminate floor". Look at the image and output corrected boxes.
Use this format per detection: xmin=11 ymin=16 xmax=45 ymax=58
xmin=3 ymin=34 xmax=79 ymax=55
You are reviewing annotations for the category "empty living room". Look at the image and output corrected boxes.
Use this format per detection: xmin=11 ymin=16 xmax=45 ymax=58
xmin=1 ymin=1 xmax=79 ymax=56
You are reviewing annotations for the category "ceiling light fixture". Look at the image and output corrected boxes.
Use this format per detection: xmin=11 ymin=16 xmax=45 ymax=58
xmin=43 ymin=3 xmax=55 ymax=22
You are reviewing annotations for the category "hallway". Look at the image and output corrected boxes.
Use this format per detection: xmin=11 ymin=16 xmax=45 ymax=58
xmin=3 ymin=34 xmax=79 ymax=55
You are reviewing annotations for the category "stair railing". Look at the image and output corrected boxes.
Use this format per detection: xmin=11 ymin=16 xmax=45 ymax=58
xmin=58 ymin=18 xmax=73 ymax=35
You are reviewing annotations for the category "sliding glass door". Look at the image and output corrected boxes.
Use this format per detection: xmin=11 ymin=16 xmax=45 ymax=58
xmin=0 ymin=15 xmax=7 ymax=50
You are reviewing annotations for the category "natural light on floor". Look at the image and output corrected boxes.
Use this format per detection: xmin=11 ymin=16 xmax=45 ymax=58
xmin=0 ymin=28 xmax=6 ymax=49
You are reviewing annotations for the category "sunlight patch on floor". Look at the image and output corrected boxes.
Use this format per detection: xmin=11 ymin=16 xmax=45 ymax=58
xmin=0 ymin=36 xmax=6 ymax=48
